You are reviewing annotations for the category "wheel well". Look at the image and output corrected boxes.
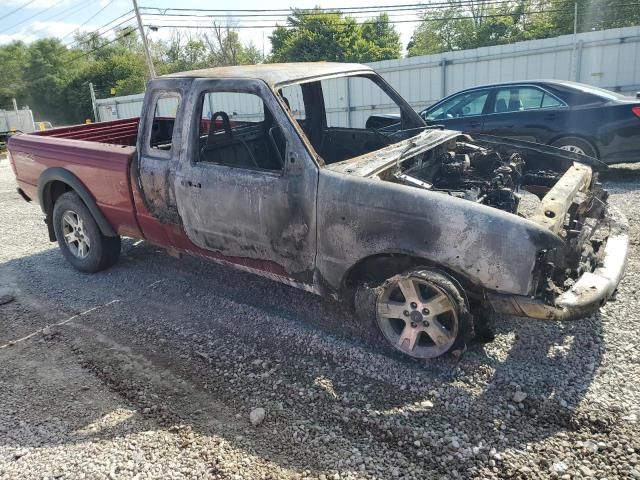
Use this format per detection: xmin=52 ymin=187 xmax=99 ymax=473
xmin=42 ymin=181 xmax=72 ymax=241
xmin=343 ymin=253 xmax=478 ymax=298
xmin=548 ymin=134 xmax=599 ymax=158
xmin=38 ymin=168 xmax=117 ymax=239
xmin=43 ymin=181 xmax=72 ymax=215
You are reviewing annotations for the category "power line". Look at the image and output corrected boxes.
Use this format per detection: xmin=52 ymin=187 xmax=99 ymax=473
xmin=143 ymin=11 xmax=465 ymax=24
xmin=37 ymin=0 xmax=94 ymax=25
xmin=0 ymin=0 xmax=67 ymax=34
xmin=64 ymin=11 xmax=135 ymax=47
xmin=139 ymin=1 xmax=516 ymax=14
xmin=60 ymin=0 xmax=117 ymax=42
xmin=62 ymin=26 xmax=135 ymax=65
xmin=139 ymin=1 xmax=525 ymax=20
xmin=141 ymin=1 xmax=640 ymax=29
xmin=142 ymin=8 xmax=572 ymax=30
xmin=0 ymin=0 xmax=39 ymax=22
xmin=142 ymin=4 xmax=507 ymax=17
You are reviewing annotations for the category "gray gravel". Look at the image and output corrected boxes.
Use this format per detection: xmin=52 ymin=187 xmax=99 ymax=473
xmin=1 ymin=153 xmax=639 ymax=479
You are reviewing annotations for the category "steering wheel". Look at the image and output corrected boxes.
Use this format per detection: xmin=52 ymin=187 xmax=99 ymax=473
xmin=209 ymin=111 xmax=232 ymax=141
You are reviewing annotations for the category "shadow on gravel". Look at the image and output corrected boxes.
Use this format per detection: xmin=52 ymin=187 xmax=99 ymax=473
xmin=0 ymin=237 xmax=608 ymax=477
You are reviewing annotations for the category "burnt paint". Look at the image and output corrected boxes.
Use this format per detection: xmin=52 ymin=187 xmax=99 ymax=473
xmin=168 ymin=78 xmax=318 ymax=284
xmin=316 ymin=168 xmax=564 ymax=297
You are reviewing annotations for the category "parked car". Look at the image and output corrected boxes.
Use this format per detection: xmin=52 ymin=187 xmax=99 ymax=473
xmin=7 ymin=63 xmax=628 ymax=359
xmin=370 ymin=80 xmax=640 ymax=164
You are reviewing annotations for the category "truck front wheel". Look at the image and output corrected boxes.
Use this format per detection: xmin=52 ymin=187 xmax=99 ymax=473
xmin=52 ymin=191 xmax=121 ymax=273
xmin=355 ymin=269 xmax=469 ymax=359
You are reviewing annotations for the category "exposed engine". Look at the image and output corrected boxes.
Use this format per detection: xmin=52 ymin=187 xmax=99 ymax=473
xmin=392 ymin=140 xmax=532 ymax=214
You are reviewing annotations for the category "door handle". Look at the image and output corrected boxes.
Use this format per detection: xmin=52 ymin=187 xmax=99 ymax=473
xmin=182 ymin=180 xmax=201 ymax=188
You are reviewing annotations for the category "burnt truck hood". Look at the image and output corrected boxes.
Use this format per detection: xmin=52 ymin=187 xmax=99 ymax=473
xmin=326 ymin=129 xmax=608 ymax=178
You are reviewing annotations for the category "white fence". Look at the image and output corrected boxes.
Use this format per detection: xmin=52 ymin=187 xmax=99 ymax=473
xmin=0 ymin=108 xmax=35 ymax=133
xmin=96 ymin=25 xmax=640 ymax=125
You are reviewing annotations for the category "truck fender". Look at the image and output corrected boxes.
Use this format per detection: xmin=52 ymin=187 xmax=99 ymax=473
xmin=38 ymin=167 xmax=117 ymax=241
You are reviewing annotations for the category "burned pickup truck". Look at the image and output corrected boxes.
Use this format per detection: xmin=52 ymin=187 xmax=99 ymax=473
xmin=7 ymin=63 xmax=629 ymax=359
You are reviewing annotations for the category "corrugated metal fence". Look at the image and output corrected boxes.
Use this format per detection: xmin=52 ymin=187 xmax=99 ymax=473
xmin=96 ymin=25 xmax=640 ymax=125
xmin=0 ymin=108 xmax=35 ymax=132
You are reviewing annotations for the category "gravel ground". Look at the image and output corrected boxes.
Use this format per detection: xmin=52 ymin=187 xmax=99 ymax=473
xmin=1 ymin=154 xmax=639 ymax=480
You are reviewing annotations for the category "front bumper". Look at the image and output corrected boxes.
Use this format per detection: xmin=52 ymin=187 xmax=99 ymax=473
xmin=487 ymin=206 xmax=629 ymax=321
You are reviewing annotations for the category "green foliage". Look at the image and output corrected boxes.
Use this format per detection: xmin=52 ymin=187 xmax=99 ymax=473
xmin=0 ymin=26 xmax=263 ymax=124
xmin=0 ymin=41 xmax=28 ymax=110
xmin=407 ymin=0 xmax=640 ymax=57
xmin=269 ymin=10 xmax=402 ymax=63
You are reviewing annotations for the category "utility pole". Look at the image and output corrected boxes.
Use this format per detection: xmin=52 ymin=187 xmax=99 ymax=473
xmin=89 ymin=82 xmax=99 ymax=122
xmin=132 ymin=0 xmax=156 ymax=78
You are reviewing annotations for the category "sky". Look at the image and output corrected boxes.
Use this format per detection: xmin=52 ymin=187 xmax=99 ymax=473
xmin=0 ymin=0 xmax=425 ymax=53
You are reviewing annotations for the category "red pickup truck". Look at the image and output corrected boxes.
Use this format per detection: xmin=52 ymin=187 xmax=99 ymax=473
xmin=7 ymin=63 xmax=629 ymax=359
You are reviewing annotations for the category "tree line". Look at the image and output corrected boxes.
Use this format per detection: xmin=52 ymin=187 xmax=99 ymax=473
xmin=0 ymin=0 xmax=638 ymax=125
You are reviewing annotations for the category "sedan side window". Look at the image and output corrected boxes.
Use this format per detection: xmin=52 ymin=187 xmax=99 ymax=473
xmin=494 ymin=87 xmax=564 ymax=112
xmin=196 ymin=91 xmax=285 ymax=172
xmin=424 ymin=90 xmax=489 ymax=121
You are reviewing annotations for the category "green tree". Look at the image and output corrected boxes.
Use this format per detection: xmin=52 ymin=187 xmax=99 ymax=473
xmin=407 ymin=0 xmax=640 ymax=56
xmin=0 ymin=41 xmax=28 ymax=110
xmin=354 ymin=14 xmax=403 ymax=62
xmin=269 ymin=9 xmax=401 ymax=63
xmin=22 ymin=39 xmax=81 ymax=123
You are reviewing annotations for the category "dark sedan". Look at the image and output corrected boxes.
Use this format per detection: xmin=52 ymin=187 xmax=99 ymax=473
xmin=415 ymin=80 xmax=640 ymax=163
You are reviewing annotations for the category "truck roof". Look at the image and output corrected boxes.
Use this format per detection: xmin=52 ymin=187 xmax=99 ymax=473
xmin=162 ymin=62 xmax=373 ymax=87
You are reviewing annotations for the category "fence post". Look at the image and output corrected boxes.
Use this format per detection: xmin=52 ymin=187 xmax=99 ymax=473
xmin=575 ymin=40 xmax=584 ymax=82
xmin=440 ymin=57 xmax=447 ymax=98
xmin=346 ymin=77 xmax=352 ymax=128
xmin=89 ymin=83 xmax=99 ymax=122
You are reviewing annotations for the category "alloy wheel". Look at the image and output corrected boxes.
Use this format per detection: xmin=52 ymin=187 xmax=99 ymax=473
xmin=376 ymin=275 xmax=459 ymax=359
xmin=61 ymin=210 xmax=91 ymax=259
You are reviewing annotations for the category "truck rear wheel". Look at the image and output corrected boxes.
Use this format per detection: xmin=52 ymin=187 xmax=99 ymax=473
xmin=52 ymin=191 xmax=121 ymax=273
xmin=355 ymin=269 xmax=468 ymax=359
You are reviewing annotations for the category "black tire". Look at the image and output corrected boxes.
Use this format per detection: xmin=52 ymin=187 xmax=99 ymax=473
xmin=354 ymin=268 xmax=471 ymax=359
xmin=550 ymin=136 xmax=598 ymax=159
xmin=52 ymin=191 xmax=121 ymax=273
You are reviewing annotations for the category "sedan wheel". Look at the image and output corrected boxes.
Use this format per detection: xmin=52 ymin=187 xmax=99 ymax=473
xmin=375 ymin=272 xmax=460 ymax=359
xmin=551 ymin=137 xmax=597 ymax=159
xmin=558 ymin=144 xmax=586 ymax=156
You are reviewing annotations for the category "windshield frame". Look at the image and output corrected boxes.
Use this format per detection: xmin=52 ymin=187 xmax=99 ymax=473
xmin=272 ymin=71 xmax=427 ymax=167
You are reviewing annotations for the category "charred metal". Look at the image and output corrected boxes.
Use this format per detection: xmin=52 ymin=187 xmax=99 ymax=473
xmin=9 ymin=62 xmax=630 ymax=359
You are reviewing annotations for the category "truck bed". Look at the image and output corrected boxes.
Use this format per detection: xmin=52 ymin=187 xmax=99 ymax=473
xmin=37 ymin=118 xmax=140 ymax=146
xmin=7 ymin=119 xmax=141 ymax=238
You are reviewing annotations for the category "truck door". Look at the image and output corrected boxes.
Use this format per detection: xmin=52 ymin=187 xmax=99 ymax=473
xmin=136 ymin=80 xmax=192 ymax=225
xmin=172 ymin=78 xmax=319 ymax=285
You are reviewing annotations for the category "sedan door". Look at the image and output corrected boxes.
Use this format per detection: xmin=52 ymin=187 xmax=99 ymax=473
xmin=422 ymin=89 xmax=491 ymax=133
xmin=481 ymin=85 xmax=567 ymax=143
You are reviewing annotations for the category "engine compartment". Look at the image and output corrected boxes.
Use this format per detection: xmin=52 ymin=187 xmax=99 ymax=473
xmin=384 ymin=138 xmax=567 ymax=217
xmin=377 ymin=136 xmax=611 ymax=299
